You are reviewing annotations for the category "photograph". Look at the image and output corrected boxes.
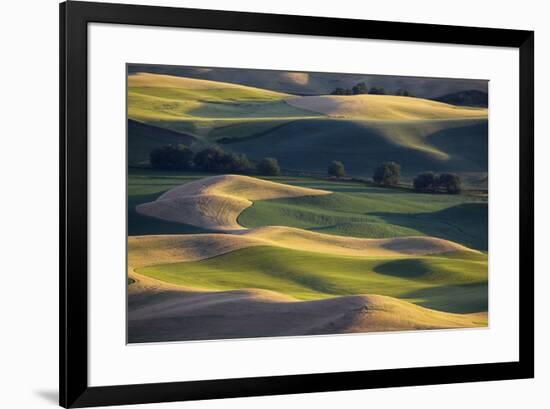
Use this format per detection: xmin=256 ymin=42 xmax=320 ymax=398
xmin=126 ymin=64 xmax=489 ymax=343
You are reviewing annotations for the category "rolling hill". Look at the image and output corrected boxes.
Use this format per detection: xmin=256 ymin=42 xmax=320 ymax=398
xmin=129 ymin=171 xmax=488 ymax=250
xmin=128 ymin=64 xmax=488 ymax=98
xmin=227 ymin=118 xmax=488 ymax=176
xmin=136 ymin=174 xmax=330 ymax=231
xmin=132 ymin=244 xmax=487 ymax=312
xmin=126 ymin=70 xmax=489 ymax=342
xmin=127 ymin=73 xmax=488 ymax=177
xmin=128 ymin=287 xmax=487 ymax=343
xmin=127 ymin=172 xmax=488 ymax=342
xmin=286 ymin=94 xmax=487 ymax=120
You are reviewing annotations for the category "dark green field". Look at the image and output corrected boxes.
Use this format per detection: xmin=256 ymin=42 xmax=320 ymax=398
xmin=226 ymin=118 xmax=488 ymax=178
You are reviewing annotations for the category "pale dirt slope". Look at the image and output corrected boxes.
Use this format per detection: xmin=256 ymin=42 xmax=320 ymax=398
xmin=128 ymin=234 xmax=263 ymax=272
xmin=136 ymin=175 xmax=330 ymax=231
xmin=128 ymin=289 xmax=487 ymax=343
xmin=238 ymin=226 xmax=476 ymax=257
xmin=286 ymin=94 xmax=488 ymax=120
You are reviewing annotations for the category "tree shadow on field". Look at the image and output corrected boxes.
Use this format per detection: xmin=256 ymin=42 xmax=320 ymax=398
xmin=373 ymin=259 xmax=432 ymax=279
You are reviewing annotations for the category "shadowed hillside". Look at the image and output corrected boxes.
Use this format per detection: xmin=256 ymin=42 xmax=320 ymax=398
xmin=128 ymin=119 xmax=197 ymax=165
xmin=228 ymin=118 xmax=488 ymax=176
xmin=433 ymin=90 xmax=488 ymax=107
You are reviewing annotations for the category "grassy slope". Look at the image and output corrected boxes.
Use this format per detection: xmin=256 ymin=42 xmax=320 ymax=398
xmin=127 ymin=73 xmax=323 ymax=143
xmin=136 ymin=246 xmax=488 ymax=313
xmin=239 ymin=178 xmax=487 ymax=251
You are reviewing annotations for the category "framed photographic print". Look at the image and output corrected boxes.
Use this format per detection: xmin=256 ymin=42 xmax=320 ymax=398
xmin=60 ymin=1 xmax=534 ymax=407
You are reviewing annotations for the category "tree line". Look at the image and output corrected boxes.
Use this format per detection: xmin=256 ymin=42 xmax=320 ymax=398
xmin=151 ymin=145 xmax=462 ymax=194
xmin=327 ymin=160 xmax=462 ymax=194
xmin=330 ymin=82 xmax=413 ymax=97
xmin=150 ymin=144 xmax=282 ymax=176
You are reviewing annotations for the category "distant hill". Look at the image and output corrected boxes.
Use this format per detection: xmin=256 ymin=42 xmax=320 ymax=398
xmin=432 ymin=90 xmax=488 ymax=107
xmin=128 ymin=64 xmax=488 ymax=99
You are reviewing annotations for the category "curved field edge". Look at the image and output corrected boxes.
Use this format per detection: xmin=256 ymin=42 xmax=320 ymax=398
xmin=238 ymin=191 xmax=488 ymax=251
xmin=136 ymin=174 xmax=331 ymax=231
xmin=134 ymin=245 xmax=488 ymax=314
xmin=128 ymin=171 xmax=488 ymax=250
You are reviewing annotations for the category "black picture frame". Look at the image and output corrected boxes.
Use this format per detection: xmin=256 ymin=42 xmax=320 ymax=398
xmin=60 ymin=1 xmax=534 ymax=407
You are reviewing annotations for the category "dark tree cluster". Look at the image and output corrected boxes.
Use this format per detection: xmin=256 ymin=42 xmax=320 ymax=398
xmin=413 ymin=172 xmax=462 ymax=194
xmin=373 ymin=162 xmax=401 ymax=186
xmin=367 ymin=86 xmax=386 ymax=95
xmin=330 ymin=87 xmax=353 ymax=96
xmin=257 ymin=157 xmax=281 ymax=176
xmin=150 ymin=145 xmax=253 ymax=173
xmin=330 ymin=82 xmax=370 ymax=96
xmin=330 ymin=83 xmax=413 ymax=97
xmin=149 ymin=144 xmax=194 ymax=170
xmin=149 ymin=145 xmax=282 ymax=176
xmin=193 ymin=147 xmax=254 ymax=173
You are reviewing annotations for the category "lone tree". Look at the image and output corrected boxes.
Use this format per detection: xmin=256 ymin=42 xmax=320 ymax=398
xmin=328 ymin=160 xmax=346 ymax=178
xmin=413 ymin=172 xmax=438 ymax=192
xmin=438 ymin=173 xmax=462 ymax=194
xmin=373 ymin=162 xmax=401 ymax=186
xmin=150 ymin=144 xmax=194 ymax=170
xmin=257 ymin=157 xmax=281 ymax=176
